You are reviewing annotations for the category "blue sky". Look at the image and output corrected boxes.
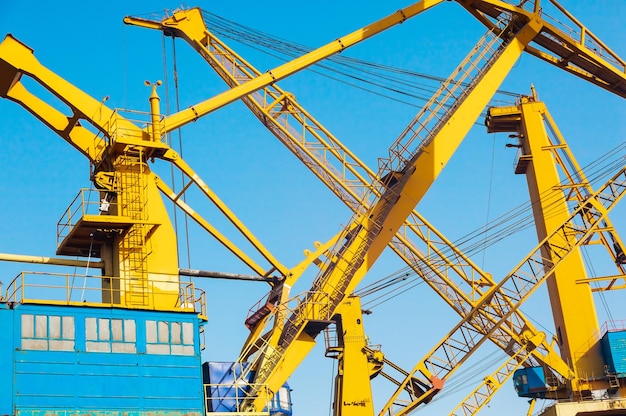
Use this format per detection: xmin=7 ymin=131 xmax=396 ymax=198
xmin=1 ymin=1 xmax=625 ymax=415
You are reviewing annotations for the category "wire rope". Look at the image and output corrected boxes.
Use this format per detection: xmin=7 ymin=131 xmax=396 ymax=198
xmin=481 ymin=133 xmax=497 ymax=269
xmin=200 ymin=11 xmax=519 ymax=113
xmin=355 ymin=143 xmax=626 ymax=307
xmin=161 ymin=32 xmax=193 ymax=270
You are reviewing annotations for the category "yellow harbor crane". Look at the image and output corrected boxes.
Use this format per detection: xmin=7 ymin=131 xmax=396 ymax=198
xmin=0 ymin=1 xmax=625 ymax=416
xmin=134 ymin=3 xmax=619 ymax=416
xmin=124 ymin=1 xmax=626 ymax=414
xmin=124 ymin=3 xmax=626 ymax=414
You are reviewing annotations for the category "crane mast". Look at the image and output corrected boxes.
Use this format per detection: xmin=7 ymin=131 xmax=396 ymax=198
xmin=449 ymin=92 xmax=626 ymax=415
xmin=0 ymin=1 xmax=624 ymax=416
xmin=123 ymin=5 xmax=571 ymax=402
xmin=125 ymin=1 xmax=626 ymax=413
xmin=486 ymin=90 xmax=626 ymax=400
xmin=0 ymin=34 xmax=291 ymax=308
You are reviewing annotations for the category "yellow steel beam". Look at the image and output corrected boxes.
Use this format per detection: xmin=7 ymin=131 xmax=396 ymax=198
xmin=331 ymin=297 xmax=377 ymax=416
xmin=155 ymin=174 xmax=283 ymax=279
xmin=0 ymin=35 xmax=112 ymax=162
xmin=137 ymin=0 xmax=446 ymax=134
xmin=458 ymin=0 xmax=626 ymax=98
xmin=126 ymin=9 xmax=571 ymax=393
xmin=0 ymin=252 xmax=103 ymax=268
xmin=448 ymin=340 xmax=534 ymax=416
xmin=577 ymin=275 xmax=626 ymax=292
xmin=158 ymin=149 xmax=289 ymax=277
xmin=379 ymin=165 xmax=626 ymax=415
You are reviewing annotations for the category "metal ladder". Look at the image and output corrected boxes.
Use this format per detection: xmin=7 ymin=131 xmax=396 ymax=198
xmin=117 ymin=148 xmax=150 ymax=307
xmin=248 ymin=16 xmax=514 ymax=398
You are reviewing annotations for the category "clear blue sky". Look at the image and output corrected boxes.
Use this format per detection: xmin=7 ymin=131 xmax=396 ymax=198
xmin=1 ymin=1 xmax=625 ymax=415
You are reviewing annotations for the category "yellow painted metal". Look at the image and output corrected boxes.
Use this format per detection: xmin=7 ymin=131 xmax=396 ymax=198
xmin=486 ymin=95 xmax=626 ymax=396
xmin=147 ymin=80 xmax=163 ymax=141
xmin=154 ymin=151 xmax=289 ymax=278
xmin=0 ymin=33 xmax=287 ymax=311
xmin=244 ymin=15 xmax=547 ymax=411
xmin=129 ymin=0 xmax=446 ymax=135
xmin=378 ymin=165 xmax=626 ymax=415
xmin=236 ymin=235 xmax=344 ymax=362
xmin=156 ymin=176 xmax=274 ymax=278
xmin=578 ymin=275 xmax=626 ymax=292
xmin=330 ymin=297 xmax=376 ymax=416
xmin=128 ymin=9 xmax=577 ymax=409
xmin=526 ymin=399 xmax=536 ymax=416
xmin=448 ymin=331 xmax=542 ymax=416
xmin=458 ymin=0 xmax=626 ymax=98
xmin=112 ymin=149 xmax=180 ymax=309
xmin=0 ymin=34 xmax=112 ymax=162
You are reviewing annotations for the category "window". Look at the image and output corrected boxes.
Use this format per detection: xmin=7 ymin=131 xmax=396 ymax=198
xmin=86 ymin=317 xmax=136 ymax=353
xmin=146 ymin=320 xmax=194 ymax=355
xmin=21 ymin=314 xmax=75 ymax=351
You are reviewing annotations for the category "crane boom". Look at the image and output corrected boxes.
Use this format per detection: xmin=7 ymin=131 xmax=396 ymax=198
xmin=138 ymin=0 xmax=626 ymax=141
xmin=239 ymin=13 xmax=546 ymax=407
xmin=148 ymin=0 xmax=447 ymax=134
xmin=379 ymin=164 xmax=626 ymax=415
xmin=124 ymin=6 xmax=571 ymax=393
xmin=459 ymin=0 xmax=626 ymax=98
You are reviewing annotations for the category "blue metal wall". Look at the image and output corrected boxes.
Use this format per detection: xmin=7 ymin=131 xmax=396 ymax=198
xmin=0 ymin=302 xmax=204 ymax=415
xmin=602 ymin=329 xmax=626 ymax=377
xmin=0 ymin=304 xmax=15 ymax=415
xmin=512 ymin=366 xmax=547 ymax=398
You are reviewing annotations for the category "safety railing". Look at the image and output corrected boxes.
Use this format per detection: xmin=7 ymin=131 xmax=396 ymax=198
xmin=56 ymin=188 xmax=117 ymax=246
xmin=235 ymin=290 xmax=331 ymax=398
xmin=601 ymin=320 xmax=626 ymax=334
xmin=105 ymin=108 xmax=166 ymax=144
xmin=5 ymin=271 xmax=206 ymax=317
xmin=496 ymin=0 xmax=624 ymax=70
xmin=204 ymin=381 xmax=272 ymax=415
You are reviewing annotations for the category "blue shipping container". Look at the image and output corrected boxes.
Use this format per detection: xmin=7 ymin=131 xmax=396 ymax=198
xmin=601 ymin=329 xmax=626 ymax=378
xmin=513 ymin=366 xmax=548 ymax=398
xmin=1 ymin=302 xmax=204 ymax=416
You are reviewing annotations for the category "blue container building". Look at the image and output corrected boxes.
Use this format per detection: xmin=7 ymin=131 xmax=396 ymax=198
xmin=601 ymin=328 xmax=626 ymax=378
xmin=0 ymin=302 xmax=205 ymax=416
xmin=0 ymin=293 xmax=292 ymax=415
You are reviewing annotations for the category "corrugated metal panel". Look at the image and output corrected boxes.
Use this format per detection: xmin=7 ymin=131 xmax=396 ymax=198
xmin=205 ymin=361 xmax=253 ymax=412
xmin=16 ymin=412 xmax=201 ymax=416
xmin=0 ymin=305 xmax=15 ymax=415
xmin=512 ymin=366 xmax=547 ymax=398
xmin=3 ymin=302 xmax=205 ymax=414
xmin=601 ymin=329 xmax=626 ymax=377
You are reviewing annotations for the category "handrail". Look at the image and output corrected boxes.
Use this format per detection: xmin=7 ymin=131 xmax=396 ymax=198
xmin=5 ymin=271 xmax=207 ymax=317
